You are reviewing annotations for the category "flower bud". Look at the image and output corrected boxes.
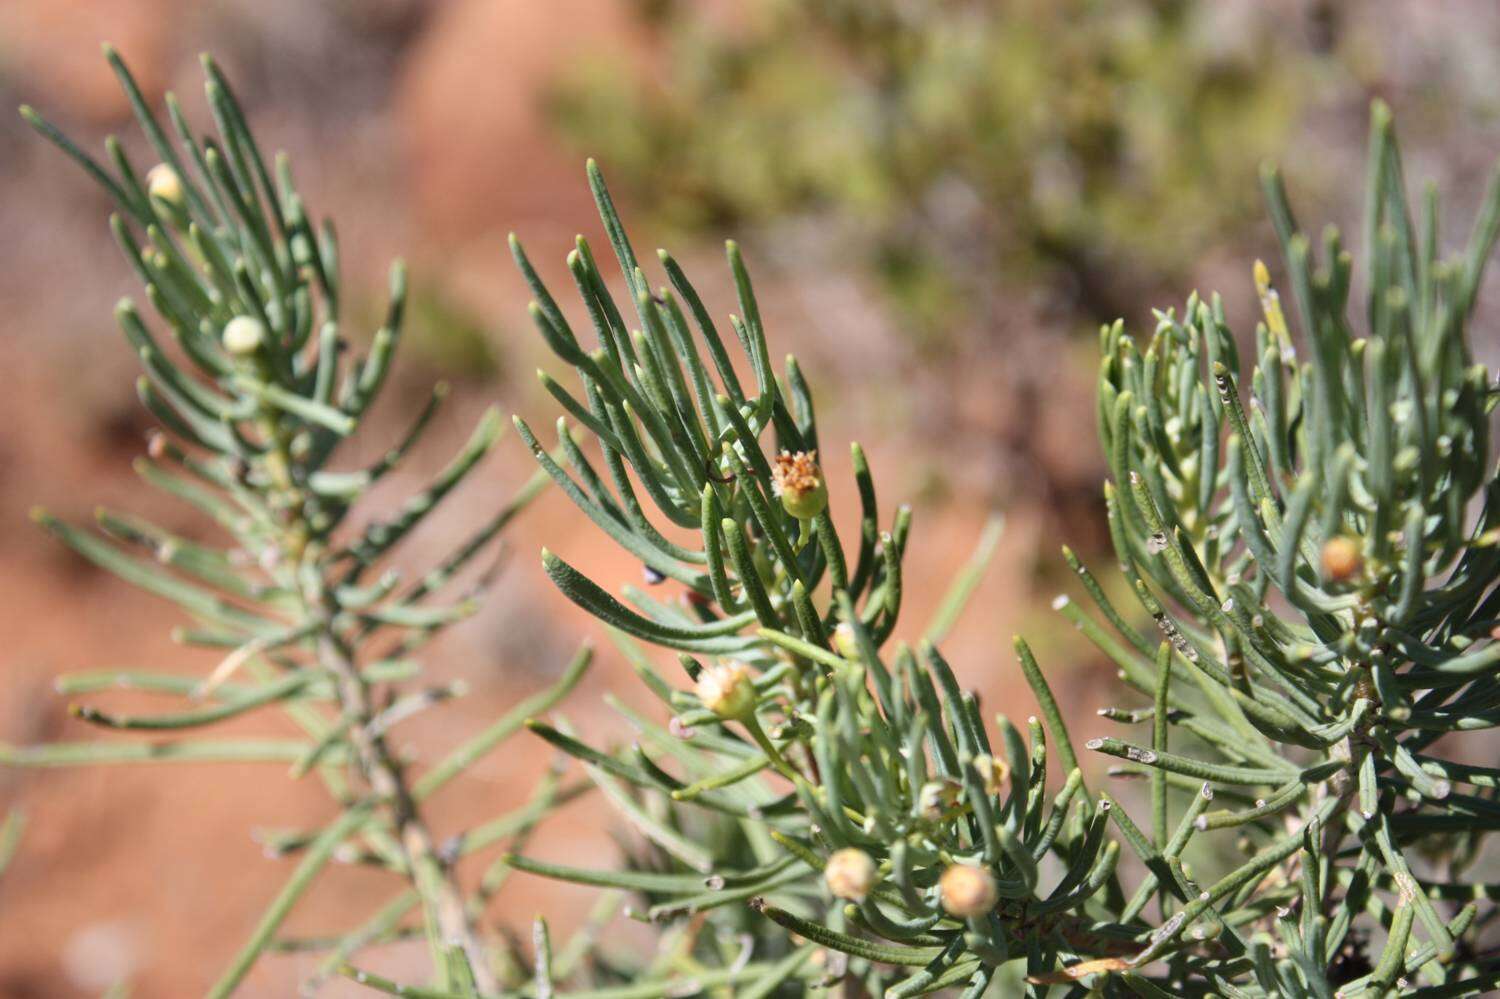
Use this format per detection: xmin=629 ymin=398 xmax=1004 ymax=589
xmin=1320 ymin=536 xmax=1363 ymax=584
xmin=146 ymin=164 xmax=185 ymax=208
xmin=696 ymin=662 xmax=755 ymax=719
xmin=222 ymin=315 xmax=267 ymax=356
xmin=939 ymin=864 xmax=998 ymax=917
xmin=824 ymin=848 xmax=877 ymax=901
xmin=772 ymin=450 xmax=827 ymax=520
xmin=832 ymin=621 xmax=860 ymax=659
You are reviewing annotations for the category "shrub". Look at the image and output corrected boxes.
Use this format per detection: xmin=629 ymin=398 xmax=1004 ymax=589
xmin=9 ymin=41 xmax=1500 ymax=999
xmin=506 ymin=160 xmax=1133 ymax=995
xmin=1069 ymin=103 xmax=1500 ymax=995
xmin=514 ymin=109 xmax=1500 ymax=996
xmin=7 ymin=49 xmax=590 ymax=996
xmin=546 ymin=0 xmax=1313 ymax=342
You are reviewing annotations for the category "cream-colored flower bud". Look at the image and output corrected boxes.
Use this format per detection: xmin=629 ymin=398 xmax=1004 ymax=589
xmin=696 ymin=662 xmax=755 ymax=719
xmin=939 ymin=864 xmax=998 ymax=917
xmin=824 ymin=848 xmax=877 ymax=901
xmin=832 ymin=621 xmax=860 ymax=659
xmin=1320 ymin=536 xmax=1363 ymax=584
xmin=771 ymin=450 xmax=827 ymax=520
xmin=146 ymin=164 xmax=184 ymax=208
xmin=222 ymin=315 xmax=266 ymax=356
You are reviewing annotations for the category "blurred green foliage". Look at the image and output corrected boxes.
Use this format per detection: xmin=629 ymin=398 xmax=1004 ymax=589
xmin=548 ymin=0 xmax=1320 ymax=346
xmin=403 ymin=285 xmax=502 ymax=381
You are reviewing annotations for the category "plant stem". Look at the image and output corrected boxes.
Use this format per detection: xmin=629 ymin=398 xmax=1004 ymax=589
xmin=308 ymin=578 xmax=494 ymax=991
xmin=264 ymin=400 xmax=494 ymax=992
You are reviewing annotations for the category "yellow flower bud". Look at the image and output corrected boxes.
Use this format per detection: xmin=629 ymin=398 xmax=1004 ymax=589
xmin=824 ymin=848 xmax=877 ymax=901
xmin=222 ymin=315 xmax=266 ymax=356
xmin=771 ymin=450 xmax=827 ymax=520
xmin=939 ymin=864 xmax=998 ymax=917
xmin=696 ymin=662 xmax=755 ymax=719
xmin=1320 ymin=536 xmax=1363 ymax=584
xmin=146 ymin=163 xmax=185 ymax=208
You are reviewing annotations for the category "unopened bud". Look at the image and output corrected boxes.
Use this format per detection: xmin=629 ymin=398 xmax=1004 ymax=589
xmin=772 ymin=450 xmax=828 ymax=520
xmin=1320 ymin=536 xmax=1363 ymax=584
xmin=222 ymin=315 xmax=266 ymax=356
xmin=832 ymin=621 xmax=859 ymax=659
xmin=939 ymin=864 xmax=998 ymax=917
xmin=146 ymin=164 xmax=185 ymax=208
xmin=824 ymin=848 xmax=877 ymax=901
xmin=696 ymin=661 xmax=755 ymax=719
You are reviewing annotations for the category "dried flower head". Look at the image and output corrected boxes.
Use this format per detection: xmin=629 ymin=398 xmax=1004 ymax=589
xmin=918 ymin=779 xmax=960 ymax=820
xmin=771 ymin=450 xmax=828 ymax=520
xmin=1320 ymin=536 xmax=1363 ymax=584
xmin=696 ymin=661 xmax=756 ymax=719
xmin=222 ymin=315 xmax=266 ymax=356
xmin=939 ymin=864 xmax=998 ymax=917
xmin=970 ymin=753 xmax=1011 ymax=797
xmin=824 ymin=848 xmax=878 ymax=901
